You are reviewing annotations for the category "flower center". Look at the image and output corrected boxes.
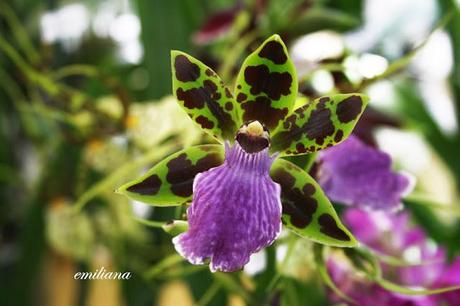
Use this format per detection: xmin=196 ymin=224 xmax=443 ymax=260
xmin=235 ymin=120 xmax=270 ymax=154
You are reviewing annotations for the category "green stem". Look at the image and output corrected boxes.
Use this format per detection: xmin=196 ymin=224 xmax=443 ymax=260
xmin=0 ymin=66 xmax=46 ymax=139
xmin=0 ymin=65 xmax=26 ymax=101
xmin=313 ymin=245 xmax=358 ymax=305
xmin=0 ymin=35 xmax=95 ymax=107
xmin=0 ymin=2 xmax=40 ymax=64
xmin=265 ymin=235 xmax=297 ymax=292
xmin=24 ymin=102 xmax=77 ymax=125
xmin=51 ymin=64 xmax=99 ymax=80
xmin=144 ymin=254 xmax=184 ymax=280
xmin=377 ymin=278 xmax=460 ymax=296
xmin=212 ymin=273 xmax=250 ymax=302
xmin=159 ymin=265 xmax=207 ymax=279
xmin=377 ymin=251 xmax=445 ymax=267
xmin=0 ymin=35 xmax=58 ymax=95
xmin=132 ymin=217 xmax=165 ymax=228
xmin=194 ymin=282 xmax=220 ymax=306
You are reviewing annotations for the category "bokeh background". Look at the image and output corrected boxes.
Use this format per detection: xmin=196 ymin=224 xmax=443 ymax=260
xmin=2 ymin=0 xmax=460 ymax=305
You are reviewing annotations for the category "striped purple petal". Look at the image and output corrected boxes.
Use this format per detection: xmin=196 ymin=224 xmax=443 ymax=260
xmin=173 ymin=142 xmax=282 ymax=272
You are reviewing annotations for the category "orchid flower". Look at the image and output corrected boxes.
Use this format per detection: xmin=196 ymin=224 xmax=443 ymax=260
xmin=317 ymin=135 xmax=413 ymax=211
xmin=118 ymin=35 xmax=368 ymax=272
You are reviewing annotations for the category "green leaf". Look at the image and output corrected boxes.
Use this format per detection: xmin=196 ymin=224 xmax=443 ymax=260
xmin=270 ymin=158 xmax=357 ymax=247
xmin=234 ymin=34 xmax=298 ymax=131
xmin=117 ymin=145 xmax=224 ymax=206
xmin=270 ymin=94 xmax=368 ymax=155
xmin=171 ymin=51 xmax=240 ymax=141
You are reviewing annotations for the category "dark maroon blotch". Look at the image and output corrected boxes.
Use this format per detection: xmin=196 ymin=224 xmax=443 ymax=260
xmin=337 ymin=95 xmax=363 ymax=123
xmin=236 ymin=133 xmax=269 ymax=153
xmin=212 ymin=92 xmax=222 ymax=100
xmin=205 ymin=69 xmax=215 ymax=77
xmin=271 ymin=101 xmax=335 ymax=151
xmin=166 ymin=153 xmax=223 ymax=197
xmin=225 ymin=102 xmax=233 ymax=111
xmin=303 ymin=183 xmax=315 ymax=195
xmin=334 ymin=129 xmax=344 ymax=143
xmin=304 ymin=104 xmax=335 ymax=145
xmin=127 ymin=174 xmax=162 ymax=195
xmin=176 ymin=81 xmax=236 ymax=136
xmin=203 ymin=80 xmax=236 ymax=135
xmin=175 ymin=55 xmax=200 ymax=82
xmin=203 ymin=80 xmax=217 ymax=93
xmin=237 ymin=92 xmax=247 ymax=103
xmin=271 ymin=168 xmax=317 ymax=228
xmin=283 ymin=113 xmax=297 ymax=130
xmin=176 ymin=87 xmax=206 ymax=109
xmin=241 ymin=96 xmax=288 ymax=130
xmin=318 ymin=214 xmax=350 ymax=241
xmin=196 ymin=115 xmax=214 ymax=129
xmin=244 ymin=65 xmax=292 ymax=101
xmin=296 ymin=143 xmax=307 ymax=154
xmin=258 ymin=40 xmax=287 ymax=64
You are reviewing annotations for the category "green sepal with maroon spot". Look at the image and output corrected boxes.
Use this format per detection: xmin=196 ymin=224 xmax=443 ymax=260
xmin=171 ymin=51 xmax=240 ymax=142
xmin=234 ymin=34 xmax=298 ymax=132
xmin=270 ymin=94 xmax=369 ymax=156
xmin=270 ymin=158 xmax=357 ymax=247
xmin=117 ymin=145 xmax=224 ymax=206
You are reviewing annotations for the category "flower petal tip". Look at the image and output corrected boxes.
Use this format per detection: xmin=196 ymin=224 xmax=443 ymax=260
xmin=399 ymin=170 xmax=417 ymax=197
xmin=172 ymin=234 xmax=206 ymax=265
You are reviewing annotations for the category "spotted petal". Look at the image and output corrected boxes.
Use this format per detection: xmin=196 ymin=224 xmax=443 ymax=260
xmin=171 ymin=51 xmax=240 ymax=141
xmin=234 ymin=34 xmax=298 ymax=131
xmin=271 ymin=94 xmax=369 ymax=155
xmin=270 ymin=158 xmax=357 ymax=247
xmin=117 ymin=145 xmax=224 ymax=206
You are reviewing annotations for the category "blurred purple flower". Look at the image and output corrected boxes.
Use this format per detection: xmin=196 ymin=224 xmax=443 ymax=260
xmin=317 ymin=135 xmax=413 ymax=211
xmin=173 ymin=141 xmax=281 ymax=272
xmin=327 ymin=208 xmax=460 ymax=305
xmin=344 ymin=209 xmax=446 ymax=287
xmin=327 ymin=258 xmax=437 ymax=306
xmin=433 ymin=258 xmax=460 ymax=305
